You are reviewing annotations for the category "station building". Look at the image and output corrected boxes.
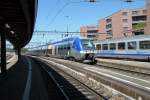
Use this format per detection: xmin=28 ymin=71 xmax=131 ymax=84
xmin=80 ymin=8 xmax=147 ymax=40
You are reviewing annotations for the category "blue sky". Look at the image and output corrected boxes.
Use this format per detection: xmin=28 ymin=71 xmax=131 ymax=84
xmin=34 ymin=0 xmax=146 ymax=32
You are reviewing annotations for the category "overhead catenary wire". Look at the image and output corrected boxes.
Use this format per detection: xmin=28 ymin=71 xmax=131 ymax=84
xmin=48 ymin=0 xmax=99 ymax=27
xmin=49 ymin=2 xmax=70 ymax=26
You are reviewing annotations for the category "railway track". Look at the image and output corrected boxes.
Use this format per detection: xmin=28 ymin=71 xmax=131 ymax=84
xmin=33 ymin=57 xmax=107 ymax=100
xmin=38 ymin=56 xmax=150 ymax=100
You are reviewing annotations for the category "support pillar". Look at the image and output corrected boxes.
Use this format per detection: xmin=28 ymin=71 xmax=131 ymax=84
xmin=17 ymin=48 xmax=21 ymax=59
xmin=1 ymin=29 xmax=7 ymax=75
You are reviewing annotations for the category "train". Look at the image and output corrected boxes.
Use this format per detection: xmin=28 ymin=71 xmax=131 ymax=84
xmin=30 ymin=37 xmax=97 ymax=64
xmin=94 ymin=35 xmax=150 ymax=61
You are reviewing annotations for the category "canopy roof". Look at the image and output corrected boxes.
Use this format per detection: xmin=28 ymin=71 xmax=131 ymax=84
xmin=0 ymin=0 xmax=37 ymax=48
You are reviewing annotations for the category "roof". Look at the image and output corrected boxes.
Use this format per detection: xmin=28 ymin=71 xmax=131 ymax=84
xmin=94 ymin=35 xmax=150 ymax=43
xmin=51 ymin=37 xmax=78 ymax=45
xmin=98 ymin=7 xmax=146 ymax=22
xmin=0 ymin=0 xmax=38 ymax=48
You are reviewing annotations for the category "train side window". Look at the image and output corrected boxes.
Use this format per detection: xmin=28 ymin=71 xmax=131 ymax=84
xmin=64 ymin=45 xmax=66 ymax=49
xmin=61 ymin=46 xmax=63 ymax=50
xmin=118 ymin=42 xmax=125 ymax=50
xmin=140 ymin=40 xmax=150 ymax=49
xmin=67 ymin=46 xmax=70 ymax=50
xmin=128 ymin=42 xmax=136 ymax=50
xmin=96 ymin=44 xmax=101 ymax=50
xmin=102 ymin=44 xmax=108 ymax=50
xmin=109 ymin=43 xmax=116 ymax=50
xmin=58 ymin=46 xmax=61 ymax=50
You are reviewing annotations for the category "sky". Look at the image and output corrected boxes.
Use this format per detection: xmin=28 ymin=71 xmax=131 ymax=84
xmin=26 ymin=0 xmax=146 ymax=48
xmin=34 ymin=0 xmax=146 ymax=32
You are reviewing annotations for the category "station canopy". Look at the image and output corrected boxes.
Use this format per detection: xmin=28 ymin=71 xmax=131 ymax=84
xmin=0 ymin=0 xmax=38 ymax=48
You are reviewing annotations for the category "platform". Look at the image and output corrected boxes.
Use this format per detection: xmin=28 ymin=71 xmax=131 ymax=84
xmin=96 ymin=58 xmax=150 ymax=74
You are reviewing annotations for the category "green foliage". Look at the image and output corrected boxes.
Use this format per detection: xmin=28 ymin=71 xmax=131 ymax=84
xmin=132 ymin=22 xmax=145 ymax=30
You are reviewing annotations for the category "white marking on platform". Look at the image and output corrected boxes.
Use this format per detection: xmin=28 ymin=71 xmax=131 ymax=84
xmin=84 ymin=67 xmax=150 ymax=91
xmin=22 ymin=57 xmax=32 ymax=100
xmin=7 ymin=53 xmax=18 ymax=69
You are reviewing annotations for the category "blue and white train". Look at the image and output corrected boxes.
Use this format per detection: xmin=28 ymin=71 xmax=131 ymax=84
xmin=47 ymin=37 xmax=97 ymax=64
xmin=94 ymin=35 xmax=150 ymax=61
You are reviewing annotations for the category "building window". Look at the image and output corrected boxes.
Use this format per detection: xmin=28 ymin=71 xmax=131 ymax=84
xmin=132 ymin=11 xmax=139 ymax=15
xmin=106 ymin=24 xmax=112 ymax=29
xmin=106 ymin=18 xmax=112 ymax=23
xmin=109 ymin=43 xmax=116 ymax=50
xmin=122 ymin=19 xmax=128 ymax=23
xmin=87 ymin=35 xmax=96 ymax=38
xmin=96 ymin=44 xmax=101 ymax=50
xmin=139 ymin=40 xmax=150 ymax=49
xmin=107 ymin=30 xmax=112 ymax=35
xmin=132 ymin=16 xmax=146 ymax=21
xmin=143 ymin=10 xmax=146 ymax=14
xmin=102 ymin=44 xmax=108 ymax=50
xmin=118 ymin=42 xmax=125 ymax=50
xmin=128 ymin=42 xmax=137 ymax=50
xmin=122 ymin=12 xmax=128 ymax=16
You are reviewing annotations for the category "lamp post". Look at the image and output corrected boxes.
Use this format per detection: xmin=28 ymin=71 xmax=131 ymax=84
xmin=66 ymin=16 xmax=69 ymax=37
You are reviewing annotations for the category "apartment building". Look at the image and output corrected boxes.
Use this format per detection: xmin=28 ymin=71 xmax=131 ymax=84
xmin=98 ymin=8 xmax=147 ymax=40
xmin=80 ymin=8 xmax=147 ymax=40
xmin=145 ymin=0 xmax=150 ymax=34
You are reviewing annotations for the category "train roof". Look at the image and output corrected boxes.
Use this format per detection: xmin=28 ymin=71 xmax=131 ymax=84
xmin=50 ymin=37 xmax=90 ymax=45
xmin=51 ymin=37 xmax=78 ymax=44
xmin=94 ymin=35 xmax=150 ymax=44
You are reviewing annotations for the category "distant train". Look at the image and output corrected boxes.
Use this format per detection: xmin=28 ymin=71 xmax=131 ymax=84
xmin=47 ymin=37 xmax=97 ymax=64
xmin=94 ymin=35 xmax=150 ymax=61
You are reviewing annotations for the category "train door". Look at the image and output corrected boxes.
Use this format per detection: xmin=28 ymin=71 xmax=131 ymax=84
xmin=55 ymin=45 xmax=58 ymax=56
xmin=52 ymin=46 xmax=56 ymax=56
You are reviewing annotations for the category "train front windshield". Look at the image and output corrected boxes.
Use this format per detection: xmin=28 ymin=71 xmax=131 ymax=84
xmin=81 ymin=39 xmax=95 ymax=50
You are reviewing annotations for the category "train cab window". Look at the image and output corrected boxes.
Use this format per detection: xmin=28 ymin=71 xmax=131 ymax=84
xmin=102 ymin=44 xmax=108 ymax=50
xmin=128 ymin=42 xmax=136 ymax=50
xmin=140 ymin=40 xmax=150 ymax=49
xmin=118 ymin=42 xmax=125 ymax=50
xmin=109 ymin=43 xmax=116 ymax=50
xmin=81 ymin=39 xmax=94 ymax=50
xmin=96 ymin=44 xmax=101 ymax=50
xmin=72 ymin=42 xmax=76 ymax=48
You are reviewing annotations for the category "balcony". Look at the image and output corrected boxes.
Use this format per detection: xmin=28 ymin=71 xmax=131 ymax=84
xmin=87 ymin=33 xmax=97 ymax=39
xmin=132 ymin=20 xmax=146 ymax=24
xmin=132 ymin=15 xmax=146 ymax=24
xmin=86 ymin=25 xmax=98 ymax=31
